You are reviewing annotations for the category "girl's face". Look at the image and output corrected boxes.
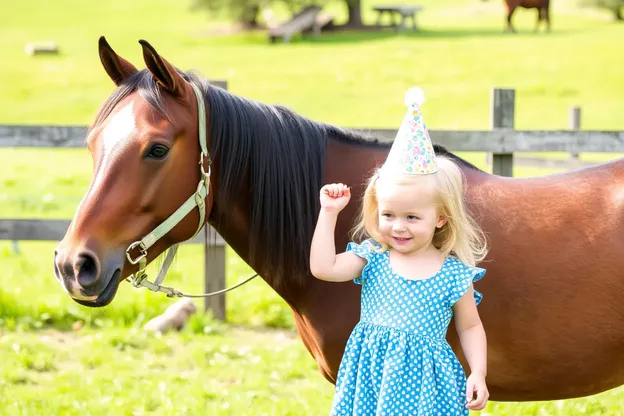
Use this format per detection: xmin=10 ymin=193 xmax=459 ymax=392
xmin=376 ymin=178 xmax=446 ymax=254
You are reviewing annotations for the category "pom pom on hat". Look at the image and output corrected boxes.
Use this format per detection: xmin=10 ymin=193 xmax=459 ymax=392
xmin=404 ymin=87 xmax=426 ymax=107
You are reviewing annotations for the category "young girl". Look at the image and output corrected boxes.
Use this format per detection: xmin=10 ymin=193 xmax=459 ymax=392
xmin=310 ymin=88 xmax=489 ymax=415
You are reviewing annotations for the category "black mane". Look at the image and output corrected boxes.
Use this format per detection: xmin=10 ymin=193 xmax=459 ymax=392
xmin=93 ymin=69 xmax=480 ymax=291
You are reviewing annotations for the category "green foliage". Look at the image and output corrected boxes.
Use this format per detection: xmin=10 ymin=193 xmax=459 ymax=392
xmin=579 ymin=0 xmax=623 ymax=19
xmin=190 ymin=0 xmax=327 ymax=26
xmin=581 ymin=0 xmax=622 ymax=10
xmin=191 ymin=0 xmax=264 ymax=25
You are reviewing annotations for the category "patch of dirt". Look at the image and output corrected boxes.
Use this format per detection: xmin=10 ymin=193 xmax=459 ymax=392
xmin=36 ymin=329 xmax=89 ymax=349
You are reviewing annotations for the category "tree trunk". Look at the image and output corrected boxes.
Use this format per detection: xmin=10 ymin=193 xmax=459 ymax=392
xmin=346 ymin=0 xmax=364 ymax=27
xmin=239 ymin=4 xmax=261 ymax=28
xmin=614 ymin=5 xmax=622 ymax=20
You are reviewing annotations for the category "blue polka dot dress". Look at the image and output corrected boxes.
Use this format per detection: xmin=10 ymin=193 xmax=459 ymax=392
xmin=330 ymin=239 xmax=486 ymax=416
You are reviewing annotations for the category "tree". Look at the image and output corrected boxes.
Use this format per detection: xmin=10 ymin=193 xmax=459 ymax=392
xmin=192 ymin=0 xmax=365 ymax=28
xmin=191 ymin=0 xmax=265 ymax=28
xmin=580 ymin=0 xmax=623 ymax=20
xmin=345 ymin=0 xmax=363 ymax=27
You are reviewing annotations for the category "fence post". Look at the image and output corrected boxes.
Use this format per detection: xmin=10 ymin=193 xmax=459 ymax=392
xmin=204 ymin=225 xmax=226 ymax=320
xmin=202 ymin=80 xmax=227 ymax=321
xmin=569 ymin=106 xmax=581 ymax=160
xmin=490 ymin=88 xmax=515 ymax=177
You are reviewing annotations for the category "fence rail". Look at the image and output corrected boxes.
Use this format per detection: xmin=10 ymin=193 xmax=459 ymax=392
xmin=2 ymin=86 xmax=623 ymax=320
xmin=0 ymin=219 xmax=223 ymax=245
xmin=2 ymin=125 xmax=623 ymax=153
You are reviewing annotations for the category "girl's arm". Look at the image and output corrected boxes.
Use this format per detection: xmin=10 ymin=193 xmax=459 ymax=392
xmin=309 ymin=184 xmax=366 ymax=282
xmin=453 ymin=286 xmax=489 ymax=410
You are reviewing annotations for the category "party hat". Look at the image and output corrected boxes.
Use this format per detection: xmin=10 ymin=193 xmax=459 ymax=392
xmin=381 ymin=87 xmax=438 ymax=176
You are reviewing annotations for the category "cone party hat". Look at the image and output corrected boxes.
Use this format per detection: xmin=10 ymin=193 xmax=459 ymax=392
xmin=380 ymin=87 xmax=438 ymax=176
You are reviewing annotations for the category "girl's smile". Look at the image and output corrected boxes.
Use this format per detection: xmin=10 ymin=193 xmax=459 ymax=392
xmin=392 ymin=236 xmax=412 ymax=244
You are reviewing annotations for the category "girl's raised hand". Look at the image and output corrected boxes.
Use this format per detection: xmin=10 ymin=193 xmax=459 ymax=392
xmin=320 ymin=183 xmax=351 ymax=213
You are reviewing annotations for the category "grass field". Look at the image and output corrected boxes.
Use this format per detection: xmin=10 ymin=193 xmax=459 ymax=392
xmin=2 ymin=324 xmax=624 ymax=415
xmin=1 ymin=0 xmax=623 ymax=129
xmin=2 ymin=0 xmax=624 ymax=413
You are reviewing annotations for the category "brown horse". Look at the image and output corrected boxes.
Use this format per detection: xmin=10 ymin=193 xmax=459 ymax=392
xmin=487 ymin=0 xmax=551 ymax=32
xmin=54 ymin=37 xmax=624 ymax=402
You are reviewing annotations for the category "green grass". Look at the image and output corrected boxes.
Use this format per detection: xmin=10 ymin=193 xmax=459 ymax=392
xmin=2 ymin=0 xmax=624 ymax=413
xmin=1 ymin=0 xmax=623 ymax=130
xmin=1 ymin=327 xmax=624 ymax=415
xmin=0 ymin=327 xmax=335 ymax=415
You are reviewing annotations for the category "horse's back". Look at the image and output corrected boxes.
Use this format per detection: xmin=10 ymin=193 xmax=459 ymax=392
xmin=461 ymin=157 xmax=624 ymax=400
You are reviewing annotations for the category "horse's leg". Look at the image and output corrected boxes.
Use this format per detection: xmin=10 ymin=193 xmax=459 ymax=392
xmin=506 ymin=7 xmax=517 ymax=33
xmin=545 ymin=6 xmax=551 ymax=32
xmin=534 ymin=8 xmax=542 ymax=33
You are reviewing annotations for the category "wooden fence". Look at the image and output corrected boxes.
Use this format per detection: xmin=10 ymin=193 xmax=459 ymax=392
xmin=1 ymin=86 xmax=623 ymax=320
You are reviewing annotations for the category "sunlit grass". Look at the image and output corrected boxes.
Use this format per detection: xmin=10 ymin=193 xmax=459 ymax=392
xmin=2 ymin=0 xmax=624 ymax=413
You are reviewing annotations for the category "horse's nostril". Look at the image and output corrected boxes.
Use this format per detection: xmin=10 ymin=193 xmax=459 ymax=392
xmin=54 ymin=249 xmax=74 ymax=281
xmin=75 ymin=252 xmax=99 ymax=289
xmin=53 ymin=251 xmax=62 ymax=281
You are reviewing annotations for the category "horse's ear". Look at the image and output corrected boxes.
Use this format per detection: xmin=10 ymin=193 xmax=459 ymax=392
xmin=139 ymin=39 xmax=186 ymax=97
xmin=98 ymin=36 xmax=138 ymax=86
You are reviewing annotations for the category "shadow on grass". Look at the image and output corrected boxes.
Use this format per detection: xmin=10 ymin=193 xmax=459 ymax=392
xmin=277 ymin=24 xmax=578 ymax=44
xmin=184 ymin=22 xmax=580 ymax=47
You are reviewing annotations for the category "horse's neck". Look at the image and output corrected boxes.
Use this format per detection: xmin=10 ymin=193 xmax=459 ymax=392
xmin=207 ymin=134 xmax=389 ymax=302
xmin=207 ymin=126 xmax=496 ymax=304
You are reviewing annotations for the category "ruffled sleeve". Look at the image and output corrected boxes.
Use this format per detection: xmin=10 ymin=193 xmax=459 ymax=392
xmin=346 ymin=239 xmax=378 ymax=285
xmin=448 ymin=260 xmax=486 ymax=307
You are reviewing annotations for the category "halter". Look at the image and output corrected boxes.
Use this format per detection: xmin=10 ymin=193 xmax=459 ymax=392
xmin=124 ymin=83 xmax=257 ymax=298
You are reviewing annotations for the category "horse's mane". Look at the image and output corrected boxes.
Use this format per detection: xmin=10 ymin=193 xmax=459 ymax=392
xmin=92 ymin=69 xmax=480 ymax=291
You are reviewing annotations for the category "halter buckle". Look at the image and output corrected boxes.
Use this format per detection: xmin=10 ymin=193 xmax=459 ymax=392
xmin=126 ymin=241 xmax=147 ymax=265
xmin=199 ymin=154 xmax=211 ymax=182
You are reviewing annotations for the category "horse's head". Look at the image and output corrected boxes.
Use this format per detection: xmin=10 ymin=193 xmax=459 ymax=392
xmin=54 ymin=37 xmax=213 ymax=307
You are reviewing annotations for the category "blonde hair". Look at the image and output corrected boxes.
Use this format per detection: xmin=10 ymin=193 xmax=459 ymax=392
xmin=351 ymin=156 xmax=488 ymax=267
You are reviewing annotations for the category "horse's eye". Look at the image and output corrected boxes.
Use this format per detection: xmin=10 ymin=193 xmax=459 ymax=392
xmin=147 ymin=144 xmax=169 ymax=159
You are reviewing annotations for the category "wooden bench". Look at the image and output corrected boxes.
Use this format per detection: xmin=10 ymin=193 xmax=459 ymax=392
xmin=24 ymin=42 xmax=59 ymax=56
xmin=269 ymin=5 xmax=324 ymax=43
xmin=373 ymin=5 xmax=422 ymax=31
xmin=311 ymin=12 xmax=335 ymax=38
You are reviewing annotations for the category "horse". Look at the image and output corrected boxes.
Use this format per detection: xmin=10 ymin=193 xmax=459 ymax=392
xmin=486 ymin=0 xmax=552 ymax=32
xmin=54 ymin=36 xmax=624 ymax=402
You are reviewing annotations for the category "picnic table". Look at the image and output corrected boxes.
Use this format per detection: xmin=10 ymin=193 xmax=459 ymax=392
xmin=373 ymin=5 xmax=422 ymax=31
xmin=268 ymin=5 xmax=333 ymax=44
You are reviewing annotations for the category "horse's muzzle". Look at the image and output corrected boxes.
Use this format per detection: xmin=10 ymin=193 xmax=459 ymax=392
xmin=53 ymin=245 xmax=123 ymax=307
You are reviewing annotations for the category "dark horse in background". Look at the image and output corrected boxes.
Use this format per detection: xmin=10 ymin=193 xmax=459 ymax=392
xmin=485 ymin=0 xmax=551 ymax=32
xmin=54 ymin=37 xmax=624 ymax=402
